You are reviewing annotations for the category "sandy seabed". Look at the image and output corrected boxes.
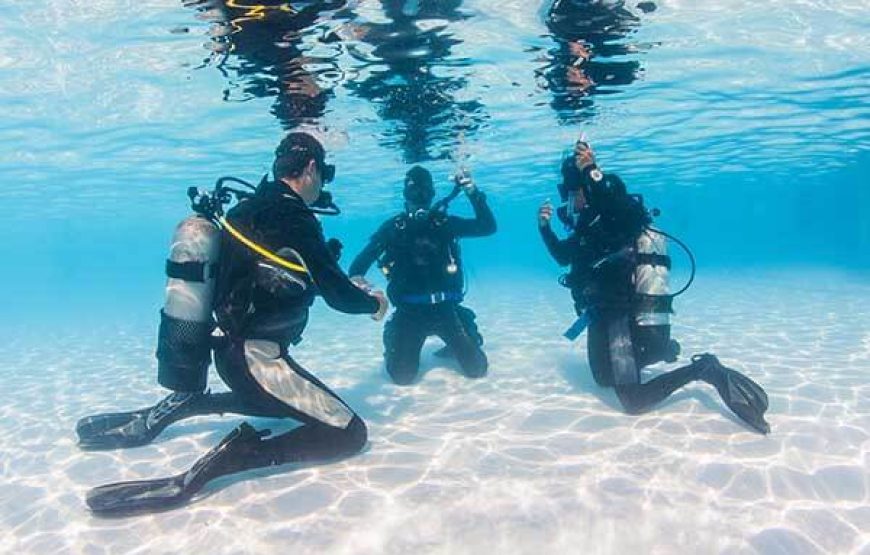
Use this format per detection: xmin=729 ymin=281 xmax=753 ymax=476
xmin=1 ymin=270 xmax=868 ymax=555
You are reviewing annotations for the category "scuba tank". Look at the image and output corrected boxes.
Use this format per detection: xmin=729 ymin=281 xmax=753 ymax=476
xmin=156 ymin=175 xmax=338 ymax=392
xmin=633 ymin=228 xmax=671 ymax=327
xmin=156 ymin=177 xmax=258 ymax=393
xmin=156 ymin=213 xmax=222 ymax=392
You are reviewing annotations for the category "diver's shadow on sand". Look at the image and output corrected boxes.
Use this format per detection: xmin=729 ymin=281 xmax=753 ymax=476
xmin=556 ymin=349 xmax=752 ymax=430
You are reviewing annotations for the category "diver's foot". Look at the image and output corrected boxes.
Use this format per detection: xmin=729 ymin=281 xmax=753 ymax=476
xmin=664 ymin=339 xmax=681 ymax=363
xmin=76 ymin=391 xmax=203 ymax=450
xmin=86 ymin=422 xmax=269 ymax=515
xmin=694 ymin=353 xmax=770 ymax=434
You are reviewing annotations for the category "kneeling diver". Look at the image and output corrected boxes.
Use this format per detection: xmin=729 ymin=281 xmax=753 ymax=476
xmin=76 ymin=132 xmax=389 ymax=514
xmin=539 ymin=139 xmax=770 ymax=433
xmin=348 ymin=166 xmax=496 ymax=384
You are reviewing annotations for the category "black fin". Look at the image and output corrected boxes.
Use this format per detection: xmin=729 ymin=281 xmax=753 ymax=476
xmin=86 ymin=422 xmax=267 ymax=515
xmin=76 ymin=392 xmax=202 ymax=450
xmin=696 ymin=354 xmax=770 ymax=434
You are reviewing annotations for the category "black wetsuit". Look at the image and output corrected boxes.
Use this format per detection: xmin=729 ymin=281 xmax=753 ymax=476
xmin=539 ymin=173 xmax=695 ymax=413
xmin=349 ymin=189 xmax=496 ymax=384
xmin=199 ymin=180 xmax=378 ymax=460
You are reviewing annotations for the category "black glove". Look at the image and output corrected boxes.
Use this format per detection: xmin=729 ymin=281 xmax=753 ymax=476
xmin=327 ymin=238 xmax=343 ymax=261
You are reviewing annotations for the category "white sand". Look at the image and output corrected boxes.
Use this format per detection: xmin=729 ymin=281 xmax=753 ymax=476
xmin=1 ymin=270 xmax=868 ymax=554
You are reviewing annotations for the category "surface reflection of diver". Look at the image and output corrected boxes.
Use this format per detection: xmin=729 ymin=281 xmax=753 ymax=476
xmin=331 ymin=0 xmax=485 ymax=161
xmin=77 ymin=133 xmax=389 ymax=514
xmin=537 ymin=0 xmax=654 ymax=122
xmin=192 ymin=0 xmax=348 ymax=128
xmin=349 ymin=166 xmax=496 ymax=384
xmin=539 ymin=140 xmax=770 ymax=434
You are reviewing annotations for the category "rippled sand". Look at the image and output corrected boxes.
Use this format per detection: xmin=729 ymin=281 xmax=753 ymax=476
xmin=1 ymin=271 xmax=868 ymax=554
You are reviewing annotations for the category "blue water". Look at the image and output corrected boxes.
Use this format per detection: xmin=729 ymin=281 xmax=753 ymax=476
xmin=1 ymin=0 xmax=867 ymax=326
xmin=0 ymin=0 xmax=869 ymax=552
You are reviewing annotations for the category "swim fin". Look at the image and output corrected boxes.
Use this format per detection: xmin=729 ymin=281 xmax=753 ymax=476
xmin=86 ymin=422 xmax=270 ymax=515
xmin=695 ymin=354 xmax=770 ymax=434
xmin=76 ymin=391 xmax=203 ymax=450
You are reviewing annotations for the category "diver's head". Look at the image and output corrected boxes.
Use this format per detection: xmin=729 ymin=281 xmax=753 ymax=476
xmin=403 ymin=165 xmax=435 ymax=212
xmin=557 ymin=141 xmax=608 ymax=227
xmin=273 ymin=132 xmax=335 ymax=205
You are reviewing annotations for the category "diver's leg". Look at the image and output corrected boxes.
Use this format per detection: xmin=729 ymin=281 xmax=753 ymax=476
xmin=587 ymin=316 xmax=615 ymax=387
xmin=434 ymin=305 xmax=484 ymax=358
xmin=610 ymin=342 xmax=770 ymax=433
xmin=87 ymin=340 xmax=368 ymax=514
xmin=437 ymin=304 xmax=488 ymax=379
xmin=632 ymin=324 xmax=679 ymax=368
xmin=602 ymin=313 xmax=695 ymax=413
xmin=75 ymin=337 xmax=300 ymax=450
xmin=614 ymin=365 xmax=701 ymax=414
xmin=383 ymin=309 xmax=426 ymax=385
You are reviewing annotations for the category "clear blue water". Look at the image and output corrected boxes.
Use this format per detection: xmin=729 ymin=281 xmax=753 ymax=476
xmin=1 ymin=0 xmax=869 ymax=552
xmin=1 ymin=0 xmax=867 ymax=326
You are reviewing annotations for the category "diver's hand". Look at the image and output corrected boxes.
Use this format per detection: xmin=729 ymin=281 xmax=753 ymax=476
xmin=454 ymin=170 xmax=476 ymax=195
xmin=574 ymin=140 xmax=596 ymax=171
xmin=350 ymin=275 xmax=373 ymax=292
xmin=538 ymin=200 xmax=554 ymax=228
xmin=327 ymin=238 xmax=343 ymax=261
xmin=370 ymin=290 xmax=389 ymax=321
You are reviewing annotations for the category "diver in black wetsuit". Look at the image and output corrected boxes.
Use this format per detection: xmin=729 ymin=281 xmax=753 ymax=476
xmin=539 ymin=139 xmax=770 ymax=433
xmin=348 ymin=166 xmax=496 ymax=384
xmin=77 ymin=133 xmax=389 ymax=514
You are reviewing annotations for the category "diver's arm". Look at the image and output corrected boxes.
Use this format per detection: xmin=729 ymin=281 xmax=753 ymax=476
xmin=448 ymin=190 xmax=497 ymax=238
xmin=292 ymin=217 xmax=381 ymax=315
xmin=348 ymin=222 xmax=390 ymax=278
xmin=539 ymin=223 xmax=572 ymax=266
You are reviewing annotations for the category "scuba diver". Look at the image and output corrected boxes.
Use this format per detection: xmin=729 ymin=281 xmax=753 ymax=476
xmin=538 ymin=139 xmax=770 ymax=434
xmin=348 ymin=165 xmax=496 ymax=384
xmin=76 ymin=132 xmax=389 ymax=514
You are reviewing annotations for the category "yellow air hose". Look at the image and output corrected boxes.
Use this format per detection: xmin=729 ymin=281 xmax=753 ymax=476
xmin=219 ymin=216 xmax=308 ymax=274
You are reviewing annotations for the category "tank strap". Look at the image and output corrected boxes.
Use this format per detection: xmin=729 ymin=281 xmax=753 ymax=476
xmin=636 ymin=253 xmax=671 ymax=269
xmin=634 ymin=293 xmax=673 ymax=314
xmin=166 ymin=260 xmax=218 ymax=282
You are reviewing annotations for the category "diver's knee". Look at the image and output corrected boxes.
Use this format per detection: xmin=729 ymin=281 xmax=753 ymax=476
xmin=344 ymin=416 xmax=368 ymax=453
xmin=591 ymin=371 xmax=614 ymax=388
xmin=388 ymin=369 xmax=417 ymax=386
xmin=465 ymin=366 xmax=487 ymax=379
xmin=615 ymin=387 xmax=644 ymax=415
xmin=462 ymin=357 xmax=488 ymax=379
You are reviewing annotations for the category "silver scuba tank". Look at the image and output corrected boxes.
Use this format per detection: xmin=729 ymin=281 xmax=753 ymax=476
xmin=164 ymin=215 xmax=221 ymax=321
xmin=156 ymin=214 xmax=222 ymax=392
xmin=634 ymin=228 xmax=671 ymax=327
